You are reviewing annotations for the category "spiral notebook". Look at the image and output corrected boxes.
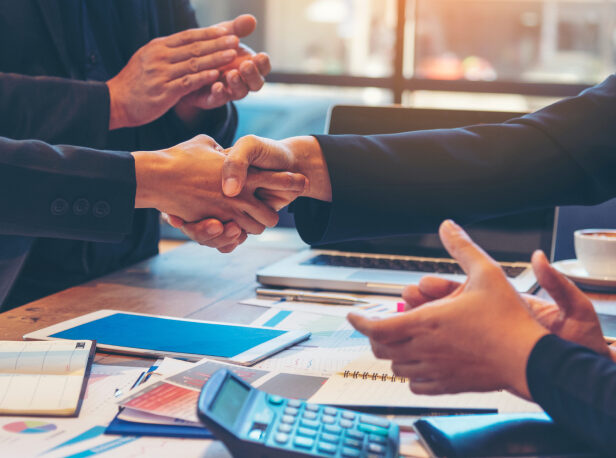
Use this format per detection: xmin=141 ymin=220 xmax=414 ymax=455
xmin=309 ymin=353 xmax=542 ymax=414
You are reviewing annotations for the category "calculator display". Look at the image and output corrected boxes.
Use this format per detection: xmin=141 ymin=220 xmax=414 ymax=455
xmin=210 ymin=377 xmax=250 ymax=427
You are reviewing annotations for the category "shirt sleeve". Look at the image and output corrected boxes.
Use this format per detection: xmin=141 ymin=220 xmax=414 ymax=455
xmin=527 ymin=334 xmax=616 ymax=454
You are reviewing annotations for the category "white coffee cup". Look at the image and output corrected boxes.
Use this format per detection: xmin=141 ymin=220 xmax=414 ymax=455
xmin=574 ymin=229 xmax=616 ymax=278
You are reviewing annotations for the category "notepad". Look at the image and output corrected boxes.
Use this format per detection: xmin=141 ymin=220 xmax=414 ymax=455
xmin=0 ymin=340 xmax=95 ymax=416
xmin=309 ymin=353 xmax=543 ymax=414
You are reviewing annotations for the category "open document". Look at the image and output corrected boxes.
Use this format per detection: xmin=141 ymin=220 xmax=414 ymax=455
xmin=0 ymin=340 xmax=95 ymax=416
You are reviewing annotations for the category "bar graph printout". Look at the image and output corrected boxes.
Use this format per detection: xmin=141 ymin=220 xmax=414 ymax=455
xmin=0 ymin=340 xmax=95 ymax=416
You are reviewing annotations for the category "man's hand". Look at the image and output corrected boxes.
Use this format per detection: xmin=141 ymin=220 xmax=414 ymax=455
xmin=347 ymin=220 xmax=549 ymax=400
xmin=222 ymin=135 xmax=332 ymax=203
xmin=162 ymin=168 xmax=307 ymax=253
xmin=107 ymin=26 xmax=239 ymax=130
xmin=402 ymin=251 xmax=610 ymax=358
xmin=174 ymin=15 xmax=272 ymax=121
xmin=131 ymin=135 xmax=305 ymax=235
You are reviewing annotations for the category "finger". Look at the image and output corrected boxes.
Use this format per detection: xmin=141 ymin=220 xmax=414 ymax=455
xmin=238 ymin=60 xmax=265 ymax=92
xmin=221 ymin=136 xmax=259 ymax=197
xmin=253 ymin=53 xmax=272 ymax=77
xmin=532 ymin=250 xmax=596 ymax=318
xmin=371 ymin=340 xmax=414 ymax=362
xmin=195 ymin=81 xmax=231 ymax=109
xmin=225 ymin=70 xmax=250 ymax=101
xmin=231 ymin=211 xmax=267 ymax=235
xmin=239 ymin=195 xmax=280 ymax=228
xmin=216 ymin=14 xmax=257 ymax=38
xmin=256 ymin=189 xmax=300 ymax=212
xmin=179 ymin=219 xmax=228 ymax=246
xmin=165 ymin=26 xmax=229 ymax=48
xmin=168 ymin=49 xmax=237 ymax=80
xmin=247 ymin=170 xmax=307 ymax=193
xmin=419 ymin=276 xmax=463 ymax=300
xmin=347 ymin=312 xmax=422 ymax=344
xmin=162 ymin=213 xmax=184 ymax=228
xmin=439 ymin=219 xmax=498 ymax=277
xmin=166 ymin=69 xmax=221 ymax=98
xmin=168 ymin=35 xmax=239 ymax=63
xmin=217 ymin=231 xmax=247 ymax=253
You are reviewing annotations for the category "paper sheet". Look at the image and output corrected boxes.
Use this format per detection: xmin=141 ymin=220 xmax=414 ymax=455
xmin=0 ymin=364 xmax=143 ymax=457
xmin=309 ymin=353 xmax=543 ymax=414
xmin=249 ymin=308 xmax=371 ymax=377
xmin=0 ymin=340 xmax=94 ymax=416
xmin=117 ymin=358 xmax=327 ymax=424
xmin=241 ymin=293 xmax=399 ymax=317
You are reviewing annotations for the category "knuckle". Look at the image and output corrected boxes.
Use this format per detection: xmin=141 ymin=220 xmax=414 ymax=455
xmin=188 ymin=57 xmax=199 ymax=72
xmin=181 ymin=75 xmax=193 ymax=88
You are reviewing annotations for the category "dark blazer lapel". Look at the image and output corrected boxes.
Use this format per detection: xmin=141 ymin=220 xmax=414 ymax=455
xmin=36 ymin=0 xmax=74 ymax=77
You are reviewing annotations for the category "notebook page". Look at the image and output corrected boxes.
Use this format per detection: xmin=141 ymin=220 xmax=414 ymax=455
xmin=0 ymin=340 xmax=93 ymax=415
xmin=309 ymin=353 xmax=542 ymax=413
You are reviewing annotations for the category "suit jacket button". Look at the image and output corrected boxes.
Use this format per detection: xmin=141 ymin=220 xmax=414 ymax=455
xmin=93 ymin=201 xmax=111 ymax=218
xmin=50 ymin=198 xmax=69 ymax=216
xmin=73 ymin=198 xmax=90 ymax=216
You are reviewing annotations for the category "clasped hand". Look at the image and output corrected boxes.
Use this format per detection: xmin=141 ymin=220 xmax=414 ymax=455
xmin=132 ymin=135 xmax=307 ymax=252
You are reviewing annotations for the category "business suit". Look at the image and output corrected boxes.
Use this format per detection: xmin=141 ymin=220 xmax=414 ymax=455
xmin=292 ymin=75 xmax=616 ymax=453
xmin=293 ymin=74 xmax=616 ymax=245
xmin=0 ymin=0 xmax=237 ymax=308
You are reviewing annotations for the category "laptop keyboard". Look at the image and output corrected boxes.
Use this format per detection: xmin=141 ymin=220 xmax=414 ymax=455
xmin=303 ymin=254 xmax=526 ymax=279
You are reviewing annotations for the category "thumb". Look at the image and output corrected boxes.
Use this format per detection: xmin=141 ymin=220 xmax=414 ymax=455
xmin=222 ymin=136 xmax=257 ymax=197
xmin=439 ymin=220 xmax=497 ymax=277
xmin=217 ymin=14 xmax=256 ymax=38
xmin=532 ymin=250 xmax=595 ymax=319
xmin=162 ymin=213 xmax=184 ymax=228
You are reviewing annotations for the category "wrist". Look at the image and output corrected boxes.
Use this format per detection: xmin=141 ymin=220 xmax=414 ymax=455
xmin=283 ymin=136 xmax=332 ymax=202
xmin=107 ymin=79 xmax=129 ymax=130
xmin=497 ymin=319 xmax=549 ymax=401
xmin=131 ymin=150 xmax=167 ymax=210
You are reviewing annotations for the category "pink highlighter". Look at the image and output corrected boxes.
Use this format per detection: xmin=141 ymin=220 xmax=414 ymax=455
xmin=397 ymin=302 xmax=406 ymax=313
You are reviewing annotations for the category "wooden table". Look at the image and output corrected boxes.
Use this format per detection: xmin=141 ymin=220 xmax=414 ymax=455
xmin=1 ymin=228 xmax=614 ymax=456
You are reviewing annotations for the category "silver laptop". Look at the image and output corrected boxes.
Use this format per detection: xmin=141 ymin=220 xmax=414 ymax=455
xmin=258 ymin=106 xmax=557 ymax=294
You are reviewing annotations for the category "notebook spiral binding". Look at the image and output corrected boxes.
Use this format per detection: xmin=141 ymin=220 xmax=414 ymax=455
xmin=342 ymin=370 xmax=407 ymax=383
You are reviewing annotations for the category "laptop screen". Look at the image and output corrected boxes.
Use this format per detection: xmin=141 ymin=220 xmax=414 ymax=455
xmin=318 ymin=106 xmax=556 ymax=263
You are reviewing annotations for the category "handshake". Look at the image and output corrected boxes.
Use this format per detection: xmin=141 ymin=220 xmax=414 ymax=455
xmin=131 ymin=134 xmax=332 ymax=252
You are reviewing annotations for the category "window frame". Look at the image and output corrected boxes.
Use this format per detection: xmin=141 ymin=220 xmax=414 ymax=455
xmin=266 ymin=0 xmax=593 ymax=102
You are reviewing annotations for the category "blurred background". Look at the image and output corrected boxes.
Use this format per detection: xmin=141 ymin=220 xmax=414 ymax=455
xmin=192 ymin=0 xmax=616 ymax=140
xmin=163 ymin=0 xmax=616 ymax=244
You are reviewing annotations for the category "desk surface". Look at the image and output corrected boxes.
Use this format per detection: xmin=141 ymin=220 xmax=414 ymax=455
xmin=1 ymin=228 xmax=615 ymax=456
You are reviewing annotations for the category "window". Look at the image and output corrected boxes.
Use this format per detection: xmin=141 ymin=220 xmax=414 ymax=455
xmin=191 ymin=0 xmax=615 ymax=136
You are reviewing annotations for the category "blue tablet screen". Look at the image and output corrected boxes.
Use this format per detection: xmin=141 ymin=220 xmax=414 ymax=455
xmin=50 ymin=313 xmax=286 ymax=358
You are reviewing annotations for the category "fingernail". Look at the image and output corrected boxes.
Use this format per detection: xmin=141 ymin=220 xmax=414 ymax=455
xmin=227 ymin=226 xmax=241 ymax=237
xmin=225 ymin=36 xmax=238 ymax=45
xmin=223 ymin=178 xmax=239 ymax=196
xmin=223 ymin=50 xmax=236 ymax=59
xmin=205 ymin=223 xmax=220 ymax=236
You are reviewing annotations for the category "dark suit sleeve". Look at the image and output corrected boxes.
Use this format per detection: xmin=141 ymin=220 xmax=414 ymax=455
xmin=526 ymin=334 xmax=616 ymax=454
xmin=293 ymin=75 xmax=616 ymax=244
xmin=0 ymin=136 xmax=135 ymax=241
xmin=0 ymin=72 xmax=111 ymax=148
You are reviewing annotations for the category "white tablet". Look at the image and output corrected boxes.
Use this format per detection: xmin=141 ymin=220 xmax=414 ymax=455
xmin=24 ymin=310 xmax=310 ymax=366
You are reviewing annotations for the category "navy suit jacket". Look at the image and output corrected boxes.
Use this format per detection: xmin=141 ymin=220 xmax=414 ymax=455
xmin=292 ymin=75 xmax=616 ymax=454
xmin=293 ymin=75 xmax=616 ymax=244
xmin=0 ymin=0 xmax=237 ymax=308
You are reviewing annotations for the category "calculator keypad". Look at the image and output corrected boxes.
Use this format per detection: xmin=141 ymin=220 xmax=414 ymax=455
xmin=266 ymin=397 xmax=396 ymax=457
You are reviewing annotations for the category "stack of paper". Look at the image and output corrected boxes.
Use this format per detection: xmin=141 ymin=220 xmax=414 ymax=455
xmin=116 ymin=358 xmax=328 ymax=425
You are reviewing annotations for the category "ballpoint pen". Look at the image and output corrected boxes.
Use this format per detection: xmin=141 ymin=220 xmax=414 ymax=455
xmin=256 ymin=288 xmax=371 ymax=305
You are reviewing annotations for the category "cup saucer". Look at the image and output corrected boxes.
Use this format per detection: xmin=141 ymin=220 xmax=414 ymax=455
xmin=552 ymin=259 xmax=616 ymax=292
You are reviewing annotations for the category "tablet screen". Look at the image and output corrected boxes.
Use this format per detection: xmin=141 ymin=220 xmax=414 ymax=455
xmin=49 ymin=313 xmax=286 ymax=358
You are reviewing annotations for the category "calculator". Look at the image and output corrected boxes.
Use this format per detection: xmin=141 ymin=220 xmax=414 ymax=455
xmin=197 ymin=369 xmax=400 ymax=458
